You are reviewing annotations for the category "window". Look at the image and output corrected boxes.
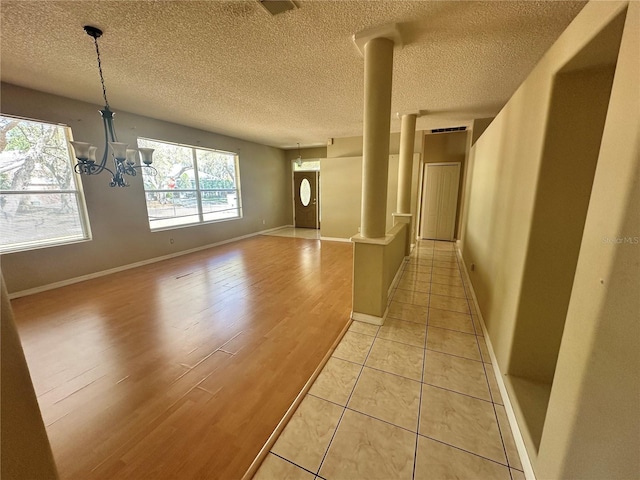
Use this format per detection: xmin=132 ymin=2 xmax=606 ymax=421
xmin=139 ymin=138 xmax=242 ymax=230
xmin=0 ymin=115 xmax=91 ymax=253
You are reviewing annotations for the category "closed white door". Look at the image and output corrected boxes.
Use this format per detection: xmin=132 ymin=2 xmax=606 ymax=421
xmin=420 ymin=163 xmax=461 ymax=241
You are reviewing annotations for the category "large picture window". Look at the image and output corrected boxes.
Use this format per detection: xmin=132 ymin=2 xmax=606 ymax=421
xmin=139 ymin=138 xmax=242 ymax=230
xmin=0 ymin=115 xmax=91 ymax=253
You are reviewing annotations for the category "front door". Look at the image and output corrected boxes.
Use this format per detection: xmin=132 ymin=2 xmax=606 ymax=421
xmin=294 ymin=171 xmax=318 ymax=229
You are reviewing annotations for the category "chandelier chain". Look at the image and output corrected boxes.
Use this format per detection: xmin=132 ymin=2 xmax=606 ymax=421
xmin=92 ymin=36 xmax=110 ymax=109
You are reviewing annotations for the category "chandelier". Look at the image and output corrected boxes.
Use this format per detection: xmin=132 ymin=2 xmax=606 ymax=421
xmin=69 ymin=25 xmax=155 ymax=187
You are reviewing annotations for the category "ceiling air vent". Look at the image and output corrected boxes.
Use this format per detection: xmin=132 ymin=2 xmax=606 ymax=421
xmin=431 ymin=126 xmax=467 ymax=134
xmin=258 ymin=0 xmax=297 ymax=16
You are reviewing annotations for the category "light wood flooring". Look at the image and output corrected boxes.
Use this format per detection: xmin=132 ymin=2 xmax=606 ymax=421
xmin=11 ymin=235 xmax=352 ymax=479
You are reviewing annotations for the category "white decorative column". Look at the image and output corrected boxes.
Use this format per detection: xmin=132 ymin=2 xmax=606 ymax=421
xmin=360 ymin=36 xmax=395 ymax=239
xmin=350 ymin=25 xmax=404 ymax=325
xmin=393 ymin=113 xmax=417 ymax=255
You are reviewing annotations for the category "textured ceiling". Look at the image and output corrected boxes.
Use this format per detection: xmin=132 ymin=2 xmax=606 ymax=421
xmin=1 ymin=1 xmax=586 ymax=149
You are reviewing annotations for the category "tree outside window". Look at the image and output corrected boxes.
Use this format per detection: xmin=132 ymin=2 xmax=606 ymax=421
xmin=138 ymin=138 xmax=242 ymax=230
xmin=0 ymin=115 xmax=90 ymax=253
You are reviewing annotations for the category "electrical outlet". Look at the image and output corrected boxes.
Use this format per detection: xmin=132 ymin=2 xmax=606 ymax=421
xmin=262 ymin=219 xmax=266 ymax=225
xmin=170 ymin=238 xmax=174 ymax=245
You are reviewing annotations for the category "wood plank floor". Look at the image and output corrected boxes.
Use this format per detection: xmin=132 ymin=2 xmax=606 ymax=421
xmin=11 ymin=235 xmax=353 ymax=480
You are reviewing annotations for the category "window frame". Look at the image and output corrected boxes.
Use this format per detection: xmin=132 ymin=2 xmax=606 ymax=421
xmin=138 ymin=137 xmax=243 ymax=231
xmin=0 ymin=114 xmax=92 ymax=254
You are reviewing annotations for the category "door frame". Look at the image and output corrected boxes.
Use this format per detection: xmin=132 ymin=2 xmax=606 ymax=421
xmin=417 ymin=162 xmax=461 ymax=241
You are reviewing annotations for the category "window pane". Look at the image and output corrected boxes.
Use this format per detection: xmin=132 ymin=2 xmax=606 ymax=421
xmin=145 ymin=191 xmax=200 ymax=229
xmin=139 ymin=137 xmax=242 ymax=231
xmin=196 ymin=150 xmax=237 ymax=190
xmin=0 ymin=115 xmax=89 ymax=253
xmin=0 ymin=193 xmax=85 ymax=250
xmin=138 ymin=139 xmax=195 ymax=191
xmin=201 ymin=189 xmax=239 ymax=221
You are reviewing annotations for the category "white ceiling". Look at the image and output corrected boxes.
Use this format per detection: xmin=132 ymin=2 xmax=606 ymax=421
xmin=1 ymin=1 xmax=585 ymax=149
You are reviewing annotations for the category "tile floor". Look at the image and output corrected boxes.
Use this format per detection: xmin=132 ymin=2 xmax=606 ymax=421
xmin=262 ymin=227 xmax=321 ymax=240
xmin=253 ymin=240 xmax=525 ymax=480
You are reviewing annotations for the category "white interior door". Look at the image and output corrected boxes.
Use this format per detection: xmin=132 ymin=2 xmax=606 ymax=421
xmin=420 ymin=163 xmax=461 ymax=241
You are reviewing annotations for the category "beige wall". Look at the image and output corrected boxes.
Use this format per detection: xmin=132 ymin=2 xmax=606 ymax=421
xmin=1 ymin=274 xmax=59 ymax=479
xmin=320 ymin=154 xmax=420 ymax=239
xmin=0 ymin=84 xmax=292 ymax=294
xmin=471 ymin=117 xmax=494 ymax=145
xmin=459 ymin=1 xmax=639 ymax=477
xmin=283 ymin=146 xmax=327 ymax=162
xmin=327 ymin=132 xmax=423 ymax=158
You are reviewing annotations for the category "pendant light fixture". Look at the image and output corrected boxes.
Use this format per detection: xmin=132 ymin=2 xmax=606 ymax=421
xmin=295 ymin=143 xmax=303 ymax=167
xmin=69 ymin=25 xmax=156 ymax=187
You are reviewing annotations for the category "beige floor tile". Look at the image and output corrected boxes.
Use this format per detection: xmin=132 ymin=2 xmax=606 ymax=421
xmin=423 ymin=350 xmax=491 ymax=401
xmin=478 ymin=338 xmax=492 ymax=363
xmin=272 ymin=395 xmax=343 ymax=473
xmin=432 ymin=266 xmax=462 ymax=277
xmin=319 ymin=409 xmax=415 ymax=480
xmin=254 ymin=453 xmax=315 ymax=480
xmin=431 ymin=273 xmax=463 ymax=286
xmin=348 ymin=367 xmax=421 ymax=431
xmin=401 ymin=270 xmax=431 ymax=283
xmin=486 ymin=367 xmax=504 ymax=405
xmin=434 ymin=242 xmax=455 ymax=251
xmin=377 ymin=318 xmax=426 ymax=348
xmin=408 ymin=257 xmax=433 ymax=266
xmin=432 ymin=258 xmax=459 ymax=269
xmin=433 ymin=252 xmax=457 ymax=261
xmin=419 ymin=385 xmax=506 ymax=464
xmin=332 ymin=331 xmax=375 ymax=364
xmin=427 ymin=308 xmax=475 ymax=334
xmin=472 ymin=315 xmax=485 ymax=336
xmin=430 ymin=294 xmax=470 ymax=314
xmin=397 ymin=277 xmax=431 ymax=293
xmin=365 ymin=337 xmax=424 ymax=381
xmin=427 ymin=327 xmax=481 ymax=361
xmin=415 ymin=436 xmax=511 ymax=480
xmin=511 ymin=468 xmax=526 ymax=480
xmin=309 ymin=357 xmax=362 ymax=406
xmin=430 ymin=283 xmax=467 ymax=299
xmin=393 ymin=289 xmax=430 ymax=307
xmin=348 ymin=321 xmax=379 ymax=337
xmin=495 ymin=405 xmax=523 ymax=470
xmin=404 ymin=263 xmax=433 ymax=274
xmin=388 ymin=301 xmax=428 ymax=325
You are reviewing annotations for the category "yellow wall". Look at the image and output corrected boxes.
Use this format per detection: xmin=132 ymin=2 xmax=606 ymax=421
xmin=0 ymin=84 xmax=292 ymax=294
xmin=1 ymin=274 xmax=59 ymax=479
xmin=327 ymin=132 xmax=423 ymax=158
xmin=320 ymin=154 xmax=420 ymax=239
xmin=460 ymin=1 xmax=639 ymax=477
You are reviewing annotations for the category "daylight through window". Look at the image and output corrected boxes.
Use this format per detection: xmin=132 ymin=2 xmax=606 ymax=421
xmin=0 ymin=115 xmax=91 ymax=253
xmin=139 ymin=138 xmax=242 ymax=230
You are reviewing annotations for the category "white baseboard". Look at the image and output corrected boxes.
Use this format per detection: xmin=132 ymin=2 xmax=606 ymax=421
xmin=455 ymin=246 xmax=536 ymax=480
xmin=9 ymin=225 xmax=291 ymax=300
xmin=351 ymin=309 xmax=388 ymax=326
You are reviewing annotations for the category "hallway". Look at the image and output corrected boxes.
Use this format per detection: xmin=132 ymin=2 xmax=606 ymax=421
xmin=255 ymin=240 xmax=525 ymax=480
